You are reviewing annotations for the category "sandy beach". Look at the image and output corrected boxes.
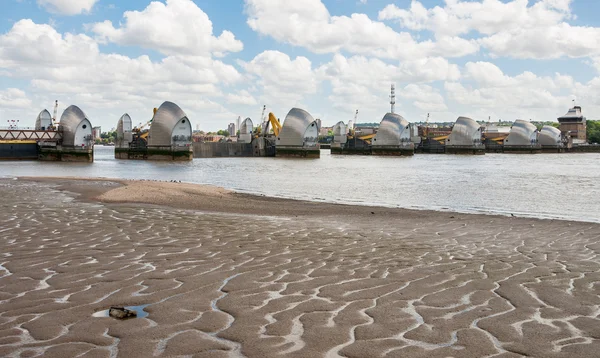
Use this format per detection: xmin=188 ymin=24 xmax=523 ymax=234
xmin=1 ymin=177 xmax=600 ymax=357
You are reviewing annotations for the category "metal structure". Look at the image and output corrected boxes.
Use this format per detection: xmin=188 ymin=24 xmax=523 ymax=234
xmin=372 ymin=113 xmax=411 ymax=146
xmin=52 ymin=100 xmax=58 ymax=123
xmin=147 ymin=101 xmax=192 ymax=147
xmin=539 ymin=125 xmax=563 ymax=149
xmin=260 ymin=105 xmax=266 ymax=123
xmin=35 ymin=109 xmax=53 ymax=130
xmin=59 ymin=105 xmax=93 ymax=148
xmin=0 ymin=129 xmax=60 ymax=141
xmin=276 ymin=108 xmax=320 ymax=157
xmin=390 ymin=84 xmax=396 ymax=114
xmin=239 ymin=117 xmax=253 ymax=143
xmin=504 ymin=120 xmax=540 ymax=152
xmin=348 ymin=110 xmax=357 ymax=134
xmin=445 ymin=116 xmax=485 ymax=154
xmin=332 ymin=121 xmax=347 ymax=147
xmin=267 ymin=113 xmax=282 ymax=137
xmin=372 ymin=112 xmax=414 ymax=155
xmin=116 ymin=113 xmax=133 ymax=148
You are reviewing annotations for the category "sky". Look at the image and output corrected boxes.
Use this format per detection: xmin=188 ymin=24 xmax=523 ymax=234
xmin=1 ymin=0 xmax=600 ymax=131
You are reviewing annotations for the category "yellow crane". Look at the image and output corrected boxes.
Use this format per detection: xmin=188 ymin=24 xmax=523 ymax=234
xmin=133 ymin=108 xmax=157 ymax=139
xmin=347 ymin=133 xmax=376 ymax=144
xmin=268 ymin=112 xmax=282 ymax=137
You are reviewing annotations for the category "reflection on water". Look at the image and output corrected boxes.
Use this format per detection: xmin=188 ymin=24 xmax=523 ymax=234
xmin=1 ymin=145 xmax=599 ymax=222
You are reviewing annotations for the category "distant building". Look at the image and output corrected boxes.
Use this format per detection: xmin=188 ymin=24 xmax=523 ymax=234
xmin=92 ymin=126 xmax=101 ymax=139
xmin=320 ymin=126 xmax=332 ymax=136
xmin=227 ymin=122 xmax=236 ymax=137
xmin=315 ymin=118 xmax=322 ymax=132
xmin=558 ymin=106 xmax=586 ymax=144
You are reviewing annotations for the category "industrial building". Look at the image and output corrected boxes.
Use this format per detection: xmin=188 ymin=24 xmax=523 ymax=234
xmin=371 ymin=113 xmax=414 ymax=156
xmin=228 ymin=123 xmax=237 ymax=137
xmin=503 ymin=120 xmax=541 ymax=153
xmin=115 ymin=101 xmax=193 ymax=161
xmin=558 ymin=106 xmax=586 ymax=144
xmin=92 ymin=126 xmax=101 ymax=140
xmin=276 ymin=108 xmax=320 ymax=157
xmin=445 ymin=117 xmax=485 ymax=154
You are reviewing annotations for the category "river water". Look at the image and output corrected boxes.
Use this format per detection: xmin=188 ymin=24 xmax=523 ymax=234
xmin=1 ymin=145 xmax=599 ymax=222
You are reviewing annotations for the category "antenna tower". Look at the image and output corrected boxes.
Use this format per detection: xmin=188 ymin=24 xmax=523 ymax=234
xmin=390 ymin=84 xmax=396 ymax=114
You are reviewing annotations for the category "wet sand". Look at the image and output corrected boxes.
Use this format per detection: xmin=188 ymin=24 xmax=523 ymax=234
xmin=1 ymin=177 xmax=600 ymax=357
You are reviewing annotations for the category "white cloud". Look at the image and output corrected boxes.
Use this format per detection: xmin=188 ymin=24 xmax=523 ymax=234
xmin=244 ymin=0 xmax=478 ymax=59
xmin=0 ymin=19 xmax=99 ymax=67
xmin=445 ymin=62 xmax=579 ymax=121
xmin=400 ymin=84 xmax=447 ymax=111
xmin=318 ymin=54 xmax=460 ymax=85
xmin=241 ymin=50 xmax=318 ymax=106
xmin=379 ymin=0 xmax=571 ymax=37
xmin=91 ymin=0 xmax=243 ymax=56
xmin=316 ymin=54 xmax=456 ymax=117
xmin=38 ymin=0 xmax=99 ymax=15
xmin=378 ymin=0 xmax=600 ymax=60
xmin=226 ymin=90 xmax=258 ymax=106
xmin=480 ymin=23 xmax=600 ymax=59
xmin=0 ymin=88 xmax=32 ymax=109
xmin=0 ymin=19 xmax=244 ymax=130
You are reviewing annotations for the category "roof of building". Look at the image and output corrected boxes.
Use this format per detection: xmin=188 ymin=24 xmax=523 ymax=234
xmin=558 ymin=106 xmax=584 ymax=120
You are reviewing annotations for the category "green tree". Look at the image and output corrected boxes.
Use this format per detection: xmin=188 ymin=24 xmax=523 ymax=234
xmin=587 ymin=120 xmax=600 ymax=144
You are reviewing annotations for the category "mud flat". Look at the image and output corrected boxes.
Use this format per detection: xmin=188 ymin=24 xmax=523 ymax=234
xmin=1 ymin=177 xmax=600 ymax=357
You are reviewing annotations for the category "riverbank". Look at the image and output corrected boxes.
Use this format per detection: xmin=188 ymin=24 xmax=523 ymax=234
xmin=1 ymin=177 xmax=599 ymax=357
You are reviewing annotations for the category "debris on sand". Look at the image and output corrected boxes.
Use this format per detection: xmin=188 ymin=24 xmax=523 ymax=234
xmin=109 ymin=306 xmax=137 ymax=319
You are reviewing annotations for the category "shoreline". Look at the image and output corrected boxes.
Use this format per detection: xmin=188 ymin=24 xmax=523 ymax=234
xmin=16 ymin=175 xmax=598 ymax=224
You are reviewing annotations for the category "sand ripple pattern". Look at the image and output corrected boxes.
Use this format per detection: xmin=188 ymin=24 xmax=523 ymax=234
xmin=1 ymin=180 xmax=600 ymax=357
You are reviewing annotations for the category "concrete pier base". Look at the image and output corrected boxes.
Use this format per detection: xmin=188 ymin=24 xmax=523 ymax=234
xmin=276 ymin=147 xmax=320 ymax=158
xmin=445 ymin=146 xmax=486 ymax=155
xmin=115 ymin=147 xmax=193 ymax=161
xmin=39 ymin=146 xmax=94 ymax=162
xmin=541 ymin=146 xmax=566 ymax=153
xmin=371 ymin=146 xmax=414 ymax=156
xmin=503 ymin=146 xmax=542 ymax=154
xmin=331 ymin=146 xmax=372 ymax=155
